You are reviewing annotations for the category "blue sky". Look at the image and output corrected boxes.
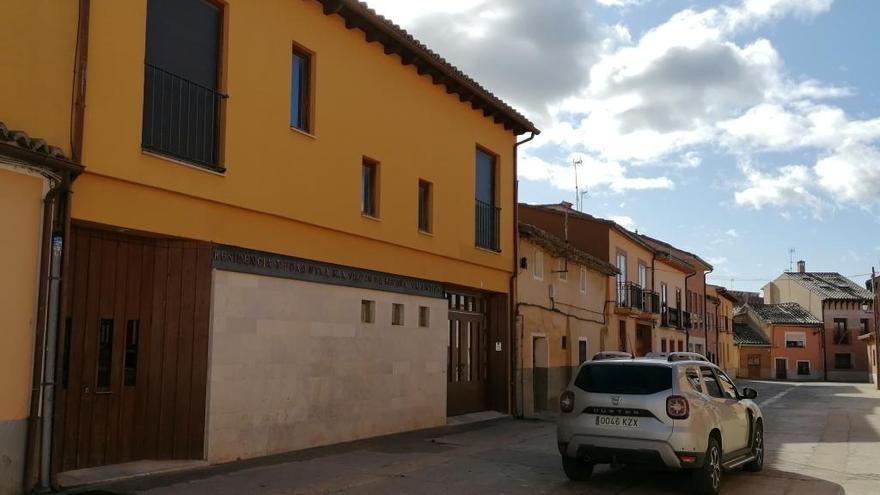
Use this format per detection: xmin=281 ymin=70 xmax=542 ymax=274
xmin=364 ymin=0 xmax=880 ymax=291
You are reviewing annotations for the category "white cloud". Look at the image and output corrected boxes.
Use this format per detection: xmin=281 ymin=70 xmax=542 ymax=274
xmin=725 ymin=229 xmax=739 ymax=238
xmin=364 ymin=0 xmax=880 ymax=212
xmin=815 ymin=144 xmax=880 ymax=203
xmin=734 ymin=163 xmax=825 ymax=211
xmin=607 ymin=215 xmax=637 ymax=231
xmin=596 ymin=0 xmax=642 ymax=7
xmin=518 ymin=153 xmax=674 ymax=193
xmin=708 ymin=256 xmax=729 ymax=266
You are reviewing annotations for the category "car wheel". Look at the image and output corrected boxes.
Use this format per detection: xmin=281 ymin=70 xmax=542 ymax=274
xmin=692 ymin=436 xmax=722 ymax=495
xmin=561 ymin=456 xmax=594 ymax=481
xmin=743 ymin=421 xmax=764 ymax=472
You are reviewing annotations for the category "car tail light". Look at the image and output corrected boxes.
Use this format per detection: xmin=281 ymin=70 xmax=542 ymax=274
xmin=666 ymin=395 xmax=689 ymax=419
xmin=560 ymin=391 xmax=575 ymax=413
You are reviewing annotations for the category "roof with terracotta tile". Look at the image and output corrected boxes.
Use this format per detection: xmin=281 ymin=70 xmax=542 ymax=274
xmin=0 ymin=120 xmax=68 ymax=159
xmin=748 ymin=303 xmax=822 ymax=326
xmin=781 ymin=272 xmax=873 ymax=301
xmin=316 ymin=0 xmax=539 ymax=135
xmin=733 ymin=322 xmax=770 ymax=346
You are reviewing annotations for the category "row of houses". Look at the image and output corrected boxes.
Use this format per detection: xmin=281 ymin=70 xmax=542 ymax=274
xmin=1 ymin=1 xmax=877 ymax=494
xmin=732 ymin=265 xmax=878 ymax=383
xmin=515 ymin=209 xmax=878 ymax=419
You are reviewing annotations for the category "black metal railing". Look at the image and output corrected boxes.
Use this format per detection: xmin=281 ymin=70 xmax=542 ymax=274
xmin=617 ymin=282 xmax=660 ymax=313
xmin=667 ymin=307 xmax=681 ymax=328
xmin=475 ymin=199 xmax=500 ymax=251
xmin=682 ymin=311 xmax=692 ymax=329
xmin=142 ymin=63 xmax=227 ymax=169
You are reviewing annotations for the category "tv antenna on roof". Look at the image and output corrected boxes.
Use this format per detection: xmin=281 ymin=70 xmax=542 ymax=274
xmin=788 ymin=248 xmax=796 ymax=272
xmin=573 ymin=158 xmax=583 ymax=211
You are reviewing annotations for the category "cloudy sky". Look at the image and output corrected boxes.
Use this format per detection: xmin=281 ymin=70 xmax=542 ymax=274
xmin=365 ymin=0 xmax=880 ymax=291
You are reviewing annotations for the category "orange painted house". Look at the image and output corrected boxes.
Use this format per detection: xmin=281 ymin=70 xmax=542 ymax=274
xmin=740 ymin=303 xmax=824 ymax=381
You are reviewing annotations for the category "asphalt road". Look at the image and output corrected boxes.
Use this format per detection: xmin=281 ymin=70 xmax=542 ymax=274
xmin=86 ymin=379 xmax=880 ymax=495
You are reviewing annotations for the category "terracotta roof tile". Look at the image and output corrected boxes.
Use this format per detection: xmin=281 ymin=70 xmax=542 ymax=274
xmin=748 ymin=302 xmax=822 ymax=325
xmin=733 ymin=322 xmax=770 ymax=346
xmin=0 ymin=121 xmax=67 ymax=159
xmin=783 ymin=272 xmax=873 ymax=301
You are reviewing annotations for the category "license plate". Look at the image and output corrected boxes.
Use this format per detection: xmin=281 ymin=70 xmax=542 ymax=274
xmin=595 ymin=415 xmax=640 ymax=428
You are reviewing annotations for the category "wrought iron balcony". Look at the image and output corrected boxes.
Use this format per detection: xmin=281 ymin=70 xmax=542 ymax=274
xmin=616 ymin=282 xmax=660 ymax=314
xmin=682 ymin=311 xmax=692 ymax=329
xmin=142 ymin=63 xmax=227 ymax=170
xmin=475 ymin=199 xmax=500 ymax=251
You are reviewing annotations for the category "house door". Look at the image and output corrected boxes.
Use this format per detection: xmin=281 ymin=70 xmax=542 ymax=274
xmin=446 ymin=292 xmax=490 ymax=416
xmin=635 ymin=324 xmax=652 ymax=356
xmin=775 ymin=358 xmax=787 ymax=380
xmin=532 ymin=337 xmax=548 ymax=413
xmin=747 ymin=354 xmax=761 ymax=378
xmin=53 ymin=227 xmax=212 ymax=473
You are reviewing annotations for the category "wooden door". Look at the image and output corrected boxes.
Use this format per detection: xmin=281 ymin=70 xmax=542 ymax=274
xmin=775 ymin=358 xmax=787 ymax=380
xmin=747 ymin=354 xmax=761 ymax=378
xmin=635 ymin=324 xmax=652 ymax=356
xmin=446 ymin=292 xmax=490 ymax=416
xmin=53 ymin=227 xmax=212 ymax=473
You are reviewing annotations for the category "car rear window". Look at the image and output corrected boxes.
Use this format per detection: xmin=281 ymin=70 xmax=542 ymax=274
xmin=575 ymin=364 xmax=672 ymax=395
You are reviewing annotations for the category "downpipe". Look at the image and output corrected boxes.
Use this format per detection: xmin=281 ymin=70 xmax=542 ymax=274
xmin=37 ymin=234 xmax=64 ymax=492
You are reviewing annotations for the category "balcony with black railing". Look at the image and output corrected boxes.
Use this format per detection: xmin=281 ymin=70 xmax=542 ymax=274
xmin=475 ymin=199 xmax=500 ymax=251
xmin=142 ymin=63 xmax=227 ymax=170
xmin=616 ymin=282 xmax=660 ymax=314
xmin=682 ymin=311 xmax=692 ymax=329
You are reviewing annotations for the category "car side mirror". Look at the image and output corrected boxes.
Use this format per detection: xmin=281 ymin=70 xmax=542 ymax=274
xmin=741 ymin=387 xmax=758 ymax=400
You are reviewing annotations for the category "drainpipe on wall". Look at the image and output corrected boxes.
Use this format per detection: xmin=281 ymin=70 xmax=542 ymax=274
xmin=821 ymin=303 xmax=828 ymax=381
xmin=872 ymin=267 xmax=879 ymax=389
xmin=510 ymin=131 xmax=535 ymax=418
xmin=684 ymin=271 xmax=695 ymax=348
xmin=32 ymin=2 xmax=90 ymax=490
xmin=703 ymin=269 xmax=713 ymax=361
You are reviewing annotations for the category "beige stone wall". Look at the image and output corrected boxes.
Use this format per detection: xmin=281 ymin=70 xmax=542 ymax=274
xmin=206 ymin=270 xmax=448 ymax=463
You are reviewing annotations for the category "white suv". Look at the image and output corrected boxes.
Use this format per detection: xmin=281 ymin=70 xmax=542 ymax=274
xmin=557 ymin=352 xmax=764 ymax=495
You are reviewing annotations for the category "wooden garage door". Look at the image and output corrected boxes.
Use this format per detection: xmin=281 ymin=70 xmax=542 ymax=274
xmin=53 ymin=227 xmax=212 ymax=472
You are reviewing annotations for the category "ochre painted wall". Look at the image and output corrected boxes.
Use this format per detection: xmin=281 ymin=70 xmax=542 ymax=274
xmin=0 ymin=167 xmax=45 ymax=422
xmin=0 ymin=1 xmax=77 ymax=154
xmin=608 ymin=229 xmax=656 ymax=354
xmin=72 ymin=0 xmax=517 ymax=291
xmin=517 ymin=238 xmax=608 ymax=416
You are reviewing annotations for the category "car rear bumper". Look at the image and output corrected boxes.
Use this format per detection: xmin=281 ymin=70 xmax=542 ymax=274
xmin=559 ymin=435 xmax=704 ymax=469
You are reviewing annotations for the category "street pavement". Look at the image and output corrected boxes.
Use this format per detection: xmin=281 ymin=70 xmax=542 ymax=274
xmin=81 ymin=380 xmax=880 ymax=495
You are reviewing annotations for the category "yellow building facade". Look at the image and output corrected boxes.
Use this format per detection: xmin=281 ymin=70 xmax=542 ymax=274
xmin=516 ymin=224 xmax=616 ymax=417
xmin=1 ymin=0 xmax=536 ymax=491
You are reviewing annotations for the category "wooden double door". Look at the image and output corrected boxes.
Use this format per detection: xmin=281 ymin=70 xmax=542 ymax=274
xmin=53 ymin=226 xmax=212 ymax=473
xmin=446 ymin=292 xmax=491 ymax=416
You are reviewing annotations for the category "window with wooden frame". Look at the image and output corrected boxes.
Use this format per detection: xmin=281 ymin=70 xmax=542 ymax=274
xmin=418 ymin=179 xmax=432 ymax=233
xmin=290 ymin=44 xmax=313 ymax=132
xmin=557 ymin=258 xmax=567 ymax=281
xmin=361 ymin=158 xmax=379 ymax=217
xmin=833 ymin=318 xmax=849 ymax=344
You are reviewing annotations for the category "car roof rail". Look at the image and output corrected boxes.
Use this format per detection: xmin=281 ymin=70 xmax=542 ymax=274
xmin=644 ymin=352 xmax=669 ymax=359
xmin=592 ymin=351 xmax=633 ymax=361
xmin=667 ymin=352 xmax=710 ymax=363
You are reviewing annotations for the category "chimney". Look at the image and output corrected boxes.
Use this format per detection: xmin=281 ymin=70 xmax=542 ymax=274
xmin=797 ymin=260 xmax=806 ymax=273
xmin=559 ymin=201 xmax=573 ymax=210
